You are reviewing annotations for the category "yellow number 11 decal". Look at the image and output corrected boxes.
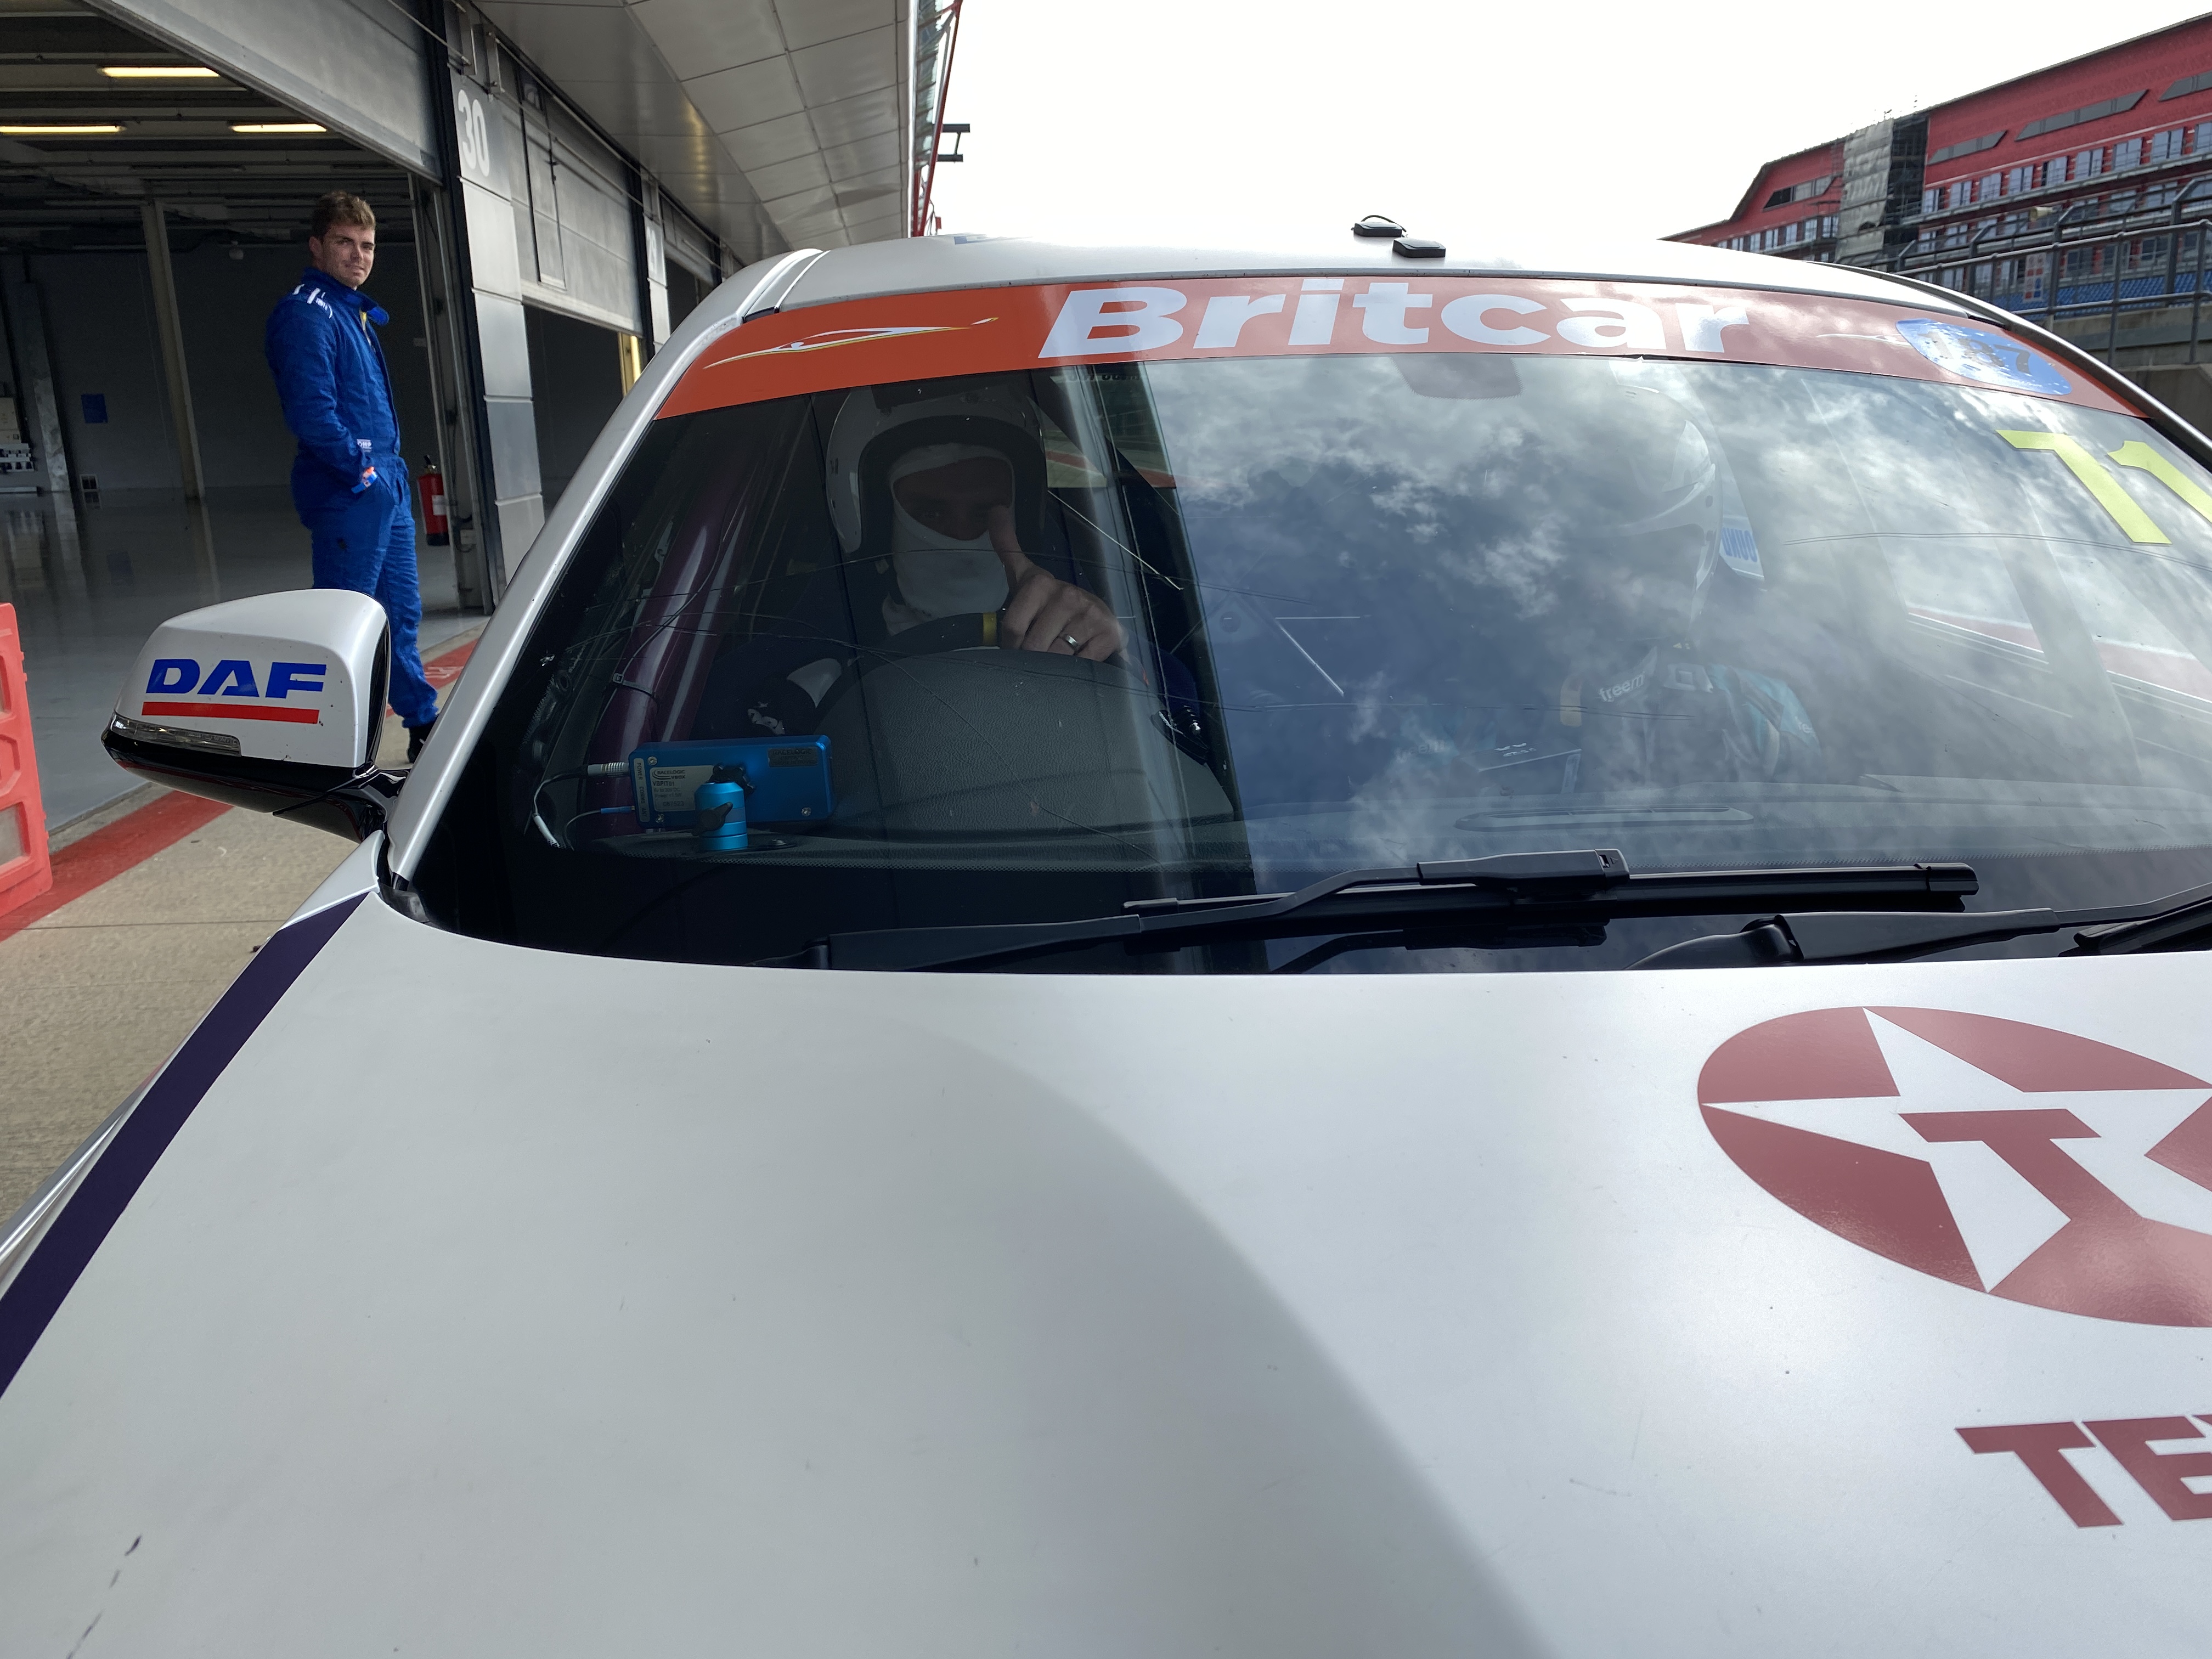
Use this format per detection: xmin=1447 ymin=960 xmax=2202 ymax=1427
xmin=2107 ymin=440 xmax=2212 ymax=527
xmin=1998 ymin=430 xmax=2170 ymax=543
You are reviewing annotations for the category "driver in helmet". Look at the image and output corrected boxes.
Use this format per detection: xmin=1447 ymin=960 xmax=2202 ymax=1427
xmin=879 ymin=441 xmax=1123 ymax=659
xmin=694 ymin=382 xmax=1137 ymax=742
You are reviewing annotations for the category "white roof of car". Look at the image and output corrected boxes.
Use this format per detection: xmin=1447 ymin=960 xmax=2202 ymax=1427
xmin=777 ymin=229 xmax=1968 ymax=315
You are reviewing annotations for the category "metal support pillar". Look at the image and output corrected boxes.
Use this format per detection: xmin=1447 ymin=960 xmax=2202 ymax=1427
xmin=184 ymin=498 xmax=220 ymax=603
xmin=2194 ymin=227 xmax=2210 ymax=366
xmin=633 ymin=173 xmax=669 ymax=353
xmin=410 ymin=173 xmax=487 ymax=611
xmin=0 ymin=255 xmax=77 ymax=518
xmin=140 ymin=201 xmax=206 ymax=501
xmin=426 ymin=18 xmax=543 ymax=608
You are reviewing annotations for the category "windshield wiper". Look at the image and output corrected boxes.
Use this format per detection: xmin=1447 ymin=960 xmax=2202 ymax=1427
xmin=772 ymin=851 xmax=1977 ymax=971
xmin=1633 ymin=878 xmax=2212 ymax=968
xmin=2073 ymin=889 xmax=2212 ymax=954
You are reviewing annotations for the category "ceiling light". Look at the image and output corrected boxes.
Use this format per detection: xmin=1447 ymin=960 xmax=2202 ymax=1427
xmin=101 ymin=65 xmax=219 ymax=78
xmin=0 ymin=124 xmax=123 ymax=136
xmin=230 ymin=122 xmax=325 ymax=134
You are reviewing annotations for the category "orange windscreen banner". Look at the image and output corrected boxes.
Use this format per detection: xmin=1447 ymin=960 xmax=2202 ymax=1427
xmin=657 ymin=275 xmax=2137 ymax=419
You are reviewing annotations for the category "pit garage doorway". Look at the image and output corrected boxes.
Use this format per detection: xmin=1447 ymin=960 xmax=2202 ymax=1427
xmin=664 ymin=258 xmax=712 ymax=333
xmin=524 ymin=304 xmax=624 ymax=515
xmin=0 ymin=0 xmax=457 ymax=821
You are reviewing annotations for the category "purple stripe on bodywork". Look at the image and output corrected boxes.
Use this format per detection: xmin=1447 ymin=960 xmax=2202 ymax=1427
xmin=0 ymin=893 xmax=363 ymax=1397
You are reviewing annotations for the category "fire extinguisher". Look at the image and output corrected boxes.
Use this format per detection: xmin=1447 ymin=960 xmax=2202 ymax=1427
xmin=416 ymin=457 xmax=450 ymax=547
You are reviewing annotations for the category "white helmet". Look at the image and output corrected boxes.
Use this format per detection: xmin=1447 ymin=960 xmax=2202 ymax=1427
xmin=825 ymin=380 xmax=1046 ymax=552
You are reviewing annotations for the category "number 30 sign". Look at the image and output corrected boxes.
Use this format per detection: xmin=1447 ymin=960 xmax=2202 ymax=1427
xmin=453 ymin=84 xmax=494 ymax=187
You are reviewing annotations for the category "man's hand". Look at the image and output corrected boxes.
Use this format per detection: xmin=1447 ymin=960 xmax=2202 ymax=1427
xmin=989 ymin=505 xmax=1124 ymax=661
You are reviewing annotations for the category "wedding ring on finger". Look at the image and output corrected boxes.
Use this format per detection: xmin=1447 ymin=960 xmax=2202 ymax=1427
xmin=1064 ymin=634 xmax=1081 ymax=649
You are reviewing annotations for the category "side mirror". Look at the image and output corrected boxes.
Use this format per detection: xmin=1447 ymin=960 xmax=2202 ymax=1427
xmin=103 ymin=590 xmax=403 ymax=840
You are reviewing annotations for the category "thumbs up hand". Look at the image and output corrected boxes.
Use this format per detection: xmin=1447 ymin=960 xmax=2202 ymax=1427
xmin=990 ymin=504 xmax=1125 ymax=662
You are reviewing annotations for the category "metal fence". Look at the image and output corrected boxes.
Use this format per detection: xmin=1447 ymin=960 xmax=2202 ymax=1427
xmin=1883 ymin=181 xmax=2212 ymax=363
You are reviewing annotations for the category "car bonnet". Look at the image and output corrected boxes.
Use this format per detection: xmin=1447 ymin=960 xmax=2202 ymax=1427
xmin=2 ymin=892 xmax=2211 ymax=1654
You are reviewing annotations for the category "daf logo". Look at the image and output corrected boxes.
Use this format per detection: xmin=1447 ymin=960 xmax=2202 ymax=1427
xmin=145 ymin=658 xmax=328 ymax=699
xmin=140 ymin=658 xmax=331 ymax=725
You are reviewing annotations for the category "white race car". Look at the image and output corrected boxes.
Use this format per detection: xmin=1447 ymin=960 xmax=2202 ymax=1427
xmin=9 ymin=226 xmax=2212 ymax=1654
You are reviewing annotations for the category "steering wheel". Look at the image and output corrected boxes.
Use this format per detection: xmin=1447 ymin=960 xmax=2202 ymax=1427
xmin=871 ymin=611 xmax=1005 ymax=659
xmin=812 ymin=610 xmax=1148 ymax=724
xmin=860 ymin=610 xmax=1131 ymax=673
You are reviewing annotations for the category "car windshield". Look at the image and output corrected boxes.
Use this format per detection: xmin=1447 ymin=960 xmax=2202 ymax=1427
xmin=415 ymin=284 xmax=2212 ymax=972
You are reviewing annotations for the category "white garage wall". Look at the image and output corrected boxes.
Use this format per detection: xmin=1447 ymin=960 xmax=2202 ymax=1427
xmin=84 ymin=0 xmax=437 ymax=178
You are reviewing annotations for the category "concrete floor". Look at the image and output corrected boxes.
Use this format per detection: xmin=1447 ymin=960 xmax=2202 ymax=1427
xmin=0 ymin=625 xmax=479 ymax=1223
xmin=0 ymin=485 xmax=465 ymax=826
xmin=0 ymin=797 xmax=354 ymax=1221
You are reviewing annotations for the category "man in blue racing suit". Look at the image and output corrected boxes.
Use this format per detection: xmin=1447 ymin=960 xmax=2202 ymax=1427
xmin=263 ymin=190 xmax=438 ymax=759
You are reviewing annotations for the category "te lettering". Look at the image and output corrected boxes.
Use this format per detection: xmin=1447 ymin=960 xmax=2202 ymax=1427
xmin=1960 ymin=1415 xmax=2212 ymax=1526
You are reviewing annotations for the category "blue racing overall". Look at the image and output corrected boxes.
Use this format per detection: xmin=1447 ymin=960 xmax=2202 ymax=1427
xmin=263 ymin=267 xmax=437 ymax=730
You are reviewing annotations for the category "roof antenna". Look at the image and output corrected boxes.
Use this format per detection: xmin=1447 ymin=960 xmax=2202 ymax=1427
xmin=1352 ymin=214 xmax=1406 ymax=238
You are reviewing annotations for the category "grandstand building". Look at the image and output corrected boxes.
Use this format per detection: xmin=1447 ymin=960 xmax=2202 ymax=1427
xmin=1671 ymin=16 xmax=2212 ymax=368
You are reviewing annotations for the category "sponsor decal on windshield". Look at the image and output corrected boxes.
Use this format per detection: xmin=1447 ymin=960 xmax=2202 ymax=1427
xmin=1699 ymin=1006 xmax=2212 ymax=1325
xmin=659 ymin=277 xmax=2135 ymax=417
xmin=1897 ymin=318 xmax=2074 ymax=396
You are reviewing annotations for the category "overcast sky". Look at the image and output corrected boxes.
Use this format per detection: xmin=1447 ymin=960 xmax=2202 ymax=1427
xmin=926 ymin=3 xmax=2212 ymax=247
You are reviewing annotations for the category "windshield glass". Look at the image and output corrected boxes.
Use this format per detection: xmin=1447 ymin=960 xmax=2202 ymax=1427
xmin=415 ymin=280 xmax=2212 ymax=972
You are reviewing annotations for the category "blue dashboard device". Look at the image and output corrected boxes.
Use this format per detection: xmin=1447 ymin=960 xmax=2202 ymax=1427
xmin=628 ymin=736 xmax=833 ymax=830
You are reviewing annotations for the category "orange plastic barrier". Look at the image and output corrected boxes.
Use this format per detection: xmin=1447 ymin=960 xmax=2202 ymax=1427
xmin=0 ymin=602 xmax=53 ymax=921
